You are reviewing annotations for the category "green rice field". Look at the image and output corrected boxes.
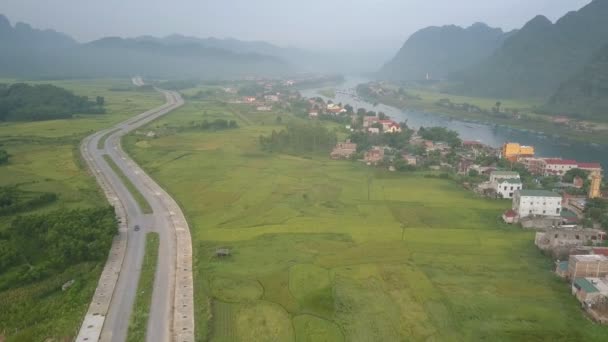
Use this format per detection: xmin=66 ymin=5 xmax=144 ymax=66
xmin=124 ymin=97 xmax=608 ymax=341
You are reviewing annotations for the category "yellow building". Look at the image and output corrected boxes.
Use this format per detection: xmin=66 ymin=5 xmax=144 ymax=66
xmin=589 ymin=170 xmax=602 ymax=199
xmin=501 ymin=143 xmax=535 ymax=162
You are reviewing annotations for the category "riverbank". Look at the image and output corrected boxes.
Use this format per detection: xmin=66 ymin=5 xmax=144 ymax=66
xmin=357 ymin=84 xmax=608 ymax=145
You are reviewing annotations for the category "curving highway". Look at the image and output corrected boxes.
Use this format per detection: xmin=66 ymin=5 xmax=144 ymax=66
xmin=76 ymin=78 xmax=194 ymax=342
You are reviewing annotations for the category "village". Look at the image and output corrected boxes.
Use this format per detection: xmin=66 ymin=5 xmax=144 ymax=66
xmin=310 ymin=94 xmax=608 ymax=323
xmin=225 ymin=78 xmax=608 ymax=324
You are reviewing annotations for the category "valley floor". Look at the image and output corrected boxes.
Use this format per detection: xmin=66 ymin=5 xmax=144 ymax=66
xmin=124 ymin=97 xmax=608 ymax=341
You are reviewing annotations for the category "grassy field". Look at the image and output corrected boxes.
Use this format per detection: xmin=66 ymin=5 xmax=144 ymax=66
xmin=0 ymin=78 xmax=163 ymax=341
xmin=127 ymin=232 xmax=160 ymax=342
xmin=102 ymin=154 xmax=153 ymax=214
xmin=124 ymin=96 xmax=608 ymax=341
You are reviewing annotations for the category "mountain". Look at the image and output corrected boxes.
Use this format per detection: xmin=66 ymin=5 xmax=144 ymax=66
xmin=546 ymin=43 xmax=608 ymax=121
xmin=378 ymin=23 xmax=512 ymax=81
xmin=452 ymin=0 xmax=608 ymax=98
xmin=0 ymin=14 xmax=290 ymax=79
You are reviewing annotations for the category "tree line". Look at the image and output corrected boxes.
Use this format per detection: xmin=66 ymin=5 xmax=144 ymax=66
xmin=259 ymin=122 xmax=337 ymax=155
xmin=0 ymin=83 xmax=105 ymax=122
xmin=0 ymin=187 xmax=57 ymax=216
xmin=0 ymin=207 xmax=117 ymax=288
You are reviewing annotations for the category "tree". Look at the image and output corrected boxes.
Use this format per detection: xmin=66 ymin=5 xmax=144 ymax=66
xmin=0 ymin=149 xmax=8 ymax=165
xmin=96 ymin=96 xmax=105 ymax=106
xmin=378 ymin=112 xmax=388 ymax=120
xmin=275 ymin=116 xmax=283 ymax=124
xmin=563 ymin=168 xmax=589 ymax=183
xmin=344 ymin=104 xmax=354 ymax=114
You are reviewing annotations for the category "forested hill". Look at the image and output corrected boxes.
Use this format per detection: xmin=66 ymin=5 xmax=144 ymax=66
xmin=451 ymin=0 xmax=608 ymax=98
xmin=378 ymin=23 xmax=512 ymax=81
xmin=546 ymin=43 xmax=608 ymax=121
xmin=0 ymin=14 xmax=291 ymax=79
xmin=0 ymin=83 xmax=104 ymax=121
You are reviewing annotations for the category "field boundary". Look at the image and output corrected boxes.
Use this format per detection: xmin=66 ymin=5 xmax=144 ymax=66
xmin=102 ymin=154 xmax=153 ymax=214
xmin=126 ymin=232 xmax=160 ymax=342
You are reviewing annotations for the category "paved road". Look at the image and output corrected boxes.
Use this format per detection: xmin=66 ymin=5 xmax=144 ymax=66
xmin=76 ymin=81 xmax=194 ymax=342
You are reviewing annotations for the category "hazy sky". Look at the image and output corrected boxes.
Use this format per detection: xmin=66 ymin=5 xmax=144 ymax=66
xmin=1 ymin=0 xmax=592 ymax=50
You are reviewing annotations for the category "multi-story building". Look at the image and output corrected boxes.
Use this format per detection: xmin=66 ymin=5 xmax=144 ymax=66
xmin=496 ymin=178 xmax=523 ymax=199
xmin=501 ymin=143 xmax=535 ymax=162
xmin=543 ymin=159 xmax=578 ymax=176
xmin=513 ymin=189 xmax=562 ymax=218
xmin=569 ymin=255 xmax=608 ymax=279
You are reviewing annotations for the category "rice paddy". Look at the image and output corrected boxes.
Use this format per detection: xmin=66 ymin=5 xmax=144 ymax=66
xmin=124 ymin=97 xmax=608 ymax=341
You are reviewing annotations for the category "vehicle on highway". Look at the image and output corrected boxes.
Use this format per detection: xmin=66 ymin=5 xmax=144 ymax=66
xmin=134 ymin=225 xmax=140 ymax=231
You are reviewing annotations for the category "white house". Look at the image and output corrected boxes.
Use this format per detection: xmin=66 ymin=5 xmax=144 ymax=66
xmin=513 ymin=190 xmax=562 ymax=218
xmin=495 ymin=178 xmax=523 ymax=199
xmin=490 ymin=171 xmax=522 ymax=199
xmin=489 ymin=171 xmax=520 ymax=183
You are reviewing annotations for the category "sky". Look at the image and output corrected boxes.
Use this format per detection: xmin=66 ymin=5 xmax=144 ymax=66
xmin=1 ymin=0 xmax=592 ymax=51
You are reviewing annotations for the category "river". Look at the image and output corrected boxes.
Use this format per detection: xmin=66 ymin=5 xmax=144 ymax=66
xmin=300 ymin=77 xmax=608 ymax=172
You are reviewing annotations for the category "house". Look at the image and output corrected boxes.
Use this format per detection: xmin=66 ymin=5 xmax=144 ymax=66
xmin=501 ymin=143 xmax=535 ymax=162
xmin=462 ymin=140 xmax=484 ymax=149
xmin=364 ymin=147 xmax=385 ymax=165
xmin=535 ymin=229 xmax=607 ymax=252
xmin=544 ymin=159 xmax=578 ymax=177
xmin=495 ymin=178 xmax=522 ymax=199
xmin=244 ymin=96 xmax=257 ymax=103
xmin=331 ymin=140 xmax=357 ymax=160
xmin=367 ymin=127 xmax=380 ymax=134
xmin=363 ymin=116 xmax=379 ymax=128
xmin=569 ymin=255 xmax=608 ymax=279
xmin=308 ymin=110 xmax=319 ymax=118
xmin=513 ymin=190 xmax=562 ymax=218
xmin=572 ymin=277 xmax=608 ymax=305
xmin=385 ymin=122 xmax=402 ymax=133
xmin=578 ymin=162 xmax=603 ymax=176
xmin=402 ymin=154 xmax=417 ymax=166
xmin=574 ymin=176 xmax=584 ymax=189
xmin=378 ymin=120 xmax=400 ymax=132
xmin=264 ymin=94 xmax=280 ymax=102
xmin=555 ymin=260 xmax=569 ymax=278
xmin=457 ymin=159 xmax=475 ymax=175
xmin=502 ymin=209 xmax=518 ymax=224
xmin=521 ymin=157 xmax=546 ymax=175
xmin=590 ymin=171 xmax=602 ymax=199
xmin=256 ymin=106 xmax=272 ymax=111
xmin=489 ymin=171 xmax=520 ymax=184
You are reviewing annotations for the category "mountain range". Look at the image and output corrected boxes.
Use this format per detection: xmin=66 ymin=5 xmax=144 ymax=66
xmin=379 ymin=0 xmax=608 ymax=120
xmin=0 ymin=14 xmax=291 ymax=79
xmin=379 ymin=23 xmax=514 ymax=81
xmin=453 ymin=0 xmax=608 ymax=99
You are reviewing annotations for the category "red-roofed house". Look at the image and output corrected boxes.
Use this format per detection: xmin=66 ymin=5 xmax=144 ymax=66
xmin=543 ymin=159 xmax=578 ymax=176
xmin=502 ymin=209 xmax=518 ymax=224
xmin=378 ymin=120 xmax=392 ymax=130
xmin=385 ymin=122 xmax=402 ymax=133
xmin=578 ymin=162 xmax=603 ymax=175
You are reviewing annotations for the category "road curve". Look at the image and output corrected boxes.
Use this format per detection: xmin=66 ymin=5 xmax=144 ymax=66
xmin=76 ymin=81 xmax=194 ymax=342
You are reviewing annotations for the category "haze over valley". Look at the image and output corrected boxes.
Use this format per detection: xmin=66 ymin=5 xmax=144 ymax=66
xmin=2 ymin=1 xmax=608 ymax=342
